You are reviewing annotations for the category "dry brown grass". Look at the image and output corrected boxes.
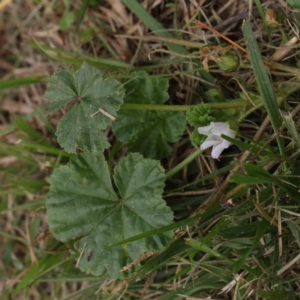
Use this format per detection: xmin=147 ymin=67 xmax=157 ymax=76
xmin=0 ymin=0 xmax=298 ymax=298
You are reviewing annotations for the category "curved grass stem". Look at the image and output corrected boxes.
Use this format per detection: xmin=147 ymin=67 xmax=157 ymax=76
xmin=166 ymin=148 xmax=203 ymax=179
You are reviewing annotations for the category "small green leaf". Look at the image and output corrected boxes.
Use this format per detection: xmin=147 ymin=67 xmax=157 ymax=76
xmin=186 ymin=103 xmax=214 ymax=147
xmin=205 ymin=89 xmax=225 ymax=103
xmin=190 ymin=129 xmax=206 ymax=146
xmin=217 ymin=51 xmax=239 ymax=71
xmin=60 ymin=11 xmax=75 ymax=31
xmin=112 ymin=71 xmax=186 ymax=159
xmin=186 ymin=103 xmax=214 ymax=127
xmin=45 ymin=62 xmax=125 ymax=153
xmin=46 ymin=152 xmax=174 ymax=278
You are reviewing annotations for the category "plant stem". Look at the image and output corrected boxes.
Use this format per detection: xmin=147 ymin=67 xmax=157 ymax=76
xmin=121 ymin=100 xmax=245 ymax=112
xmin=166 ymin=148 xmax=203 ymax=179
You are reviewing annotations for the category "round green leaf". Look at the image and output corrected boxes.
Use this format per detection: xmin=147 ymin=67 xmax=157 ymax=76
xmin=122 ymin=71 xmax=169 ymax=105
xmin=45 ymin=62 xmax=125 ymax=153
xmin=47 ymin=152 xmax=174 ymax=278
xmin=113 ymin=110 xmax=186 ymax=158
xmin=112 ymin=71 xmax=186 ymax=158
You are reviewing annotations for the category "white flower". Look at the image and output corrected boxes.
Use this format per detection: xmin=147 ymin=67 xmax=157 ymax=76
xmin=198 ymin=122 xmax=236 ymax=159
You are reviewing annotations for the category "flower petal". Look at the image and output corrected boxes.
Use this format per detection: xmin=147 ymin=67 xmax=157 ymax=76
xmin=211 ymin=143 xmax=225 ymax=159
xmin=200 ymin=140 xmax=220 ymax=150
xmin=221 ymin=139 xmax=231 ymax=149
xmin=210 ymin=122 xmax=231 ymax=135
xmin=198 ymin=124 xmax=214 ymax=135
xmin=198 ymin=122 xmax=237 ymax=159
xmin=200 ymin=135 xmax=221 ymax=150
xmin=220 ymin=131 xmax=236 ymax=148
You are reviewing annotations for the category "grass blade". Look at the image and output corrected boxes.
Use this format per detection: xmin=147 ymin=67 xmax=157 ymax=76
xmin=122 ymin=0 xmax=214 ymax=82
xmin=122 ymin=0 xmax=183 ymax=53
xmin=242 ymin=19 xmax=284 ymax=154
xmin=31 ymin=37 xmax=129 ymax=69
xmin=75 ymin=0 xmax=91 ymax=31
xmin=0 ymin=76 xmax=46 ymax=91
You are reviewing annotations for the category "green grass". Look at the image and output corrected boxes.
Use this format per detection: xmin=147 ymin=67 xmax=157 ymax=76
xmin=1 ymin=0 xmax=300 ymax=299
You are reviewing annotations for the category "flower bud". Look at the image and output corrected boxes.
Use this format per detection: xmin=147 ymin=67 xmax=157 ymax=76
xmin=217 ymin=52 xmax=239 ymax=72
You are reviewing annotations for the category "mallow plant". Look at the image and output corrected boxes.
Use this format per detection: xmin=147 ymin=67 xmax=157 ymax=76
xmin=45 ymin=62 xmax=238 ymax=279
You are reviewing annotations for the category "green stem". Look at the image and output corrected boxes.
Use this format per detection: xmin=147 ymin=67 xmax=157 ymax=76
xmin=166 ymin=148 xmax=203 ymax=179
xmin=121 ymin=100 xmax=245 ymax=112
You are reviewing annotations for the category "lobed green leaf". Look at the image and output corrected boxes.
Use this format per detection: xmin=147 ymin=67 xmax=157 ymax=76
xmin=112 ymin=71 xmax=186 ymax=159
xmin=45 ymin=62 xmax=125 ymax=153
xmin=46 ymin=152 xmax=174 ymax=278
